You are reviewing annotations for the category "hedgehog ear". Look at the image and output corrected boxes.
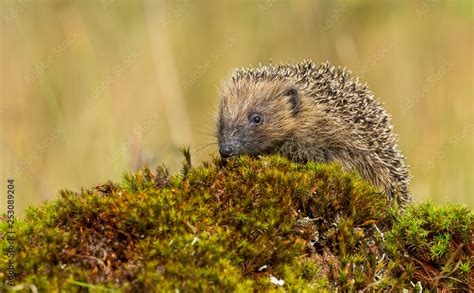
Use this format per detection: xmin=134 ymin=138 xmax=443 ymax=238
xmin=284 ymin=88 xmax=299 ymax=114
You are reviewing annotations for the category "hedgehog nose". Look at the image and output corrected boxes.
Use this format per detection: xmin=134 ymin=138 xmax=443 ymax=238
xmin=219 ymin=143 xmax=235 ymax=158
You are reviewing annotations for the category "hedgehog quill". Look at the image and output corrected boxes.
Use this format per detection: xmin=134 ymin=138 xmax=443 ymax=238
xmin=217 ymin=60 xmax=411 ymax=207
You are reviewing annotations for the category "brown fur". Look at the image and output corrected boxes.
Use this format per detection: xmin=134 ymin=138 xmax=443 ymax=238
xmin=217 ymin=60 xmax=411 ymax=207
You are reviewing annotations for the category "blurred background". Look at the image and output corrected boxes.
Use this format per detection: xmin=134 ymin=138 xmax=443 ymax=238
xmin=1 ymin=0 xmax=473 ymax=216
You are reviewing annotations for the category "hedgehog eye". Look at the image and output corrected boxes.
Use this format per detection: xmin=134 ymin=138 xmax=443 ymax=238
xmin=249 ymin=113 xmax=263 ymax=126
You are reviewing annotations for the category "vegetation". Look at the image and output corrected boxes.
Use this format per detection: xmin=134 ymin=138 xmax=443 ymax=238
xmin=1 ymin=154 xmax=472 ymax=291
xmin=2 ymin=1 xmax=473 ymax=215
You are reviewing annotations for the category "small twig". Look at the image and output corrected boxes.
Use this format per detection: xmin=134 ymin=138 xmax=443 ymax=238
xmin=73 ymin=253 xmax=111 ymax=275
xmin=433 ymin=243 xmax=465 ymax=283
xmin=360 ymin=279 xmax=383 ymax=292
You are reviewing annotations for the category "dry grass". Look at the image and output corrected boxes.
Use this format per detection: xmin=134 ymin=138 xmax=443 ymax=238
xmin=0 ymin=0 xmax=472 ymax=215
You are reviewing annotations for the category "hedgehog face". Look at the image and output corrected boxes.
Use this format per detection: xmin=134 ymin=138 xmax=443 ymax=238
xmin=217 ymin=79 xmax=299 ymax=158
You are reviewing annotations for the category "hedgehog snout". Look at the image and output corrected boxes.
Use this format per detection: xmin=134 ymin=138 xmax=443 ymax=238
xmin=219 ymin=142 xmax=239 ymax=158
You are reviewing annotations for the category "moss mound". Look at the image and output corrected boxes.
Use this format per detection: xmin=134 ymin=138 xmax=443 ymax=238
xmin=1 ymin=155 xmax=472 ymax=291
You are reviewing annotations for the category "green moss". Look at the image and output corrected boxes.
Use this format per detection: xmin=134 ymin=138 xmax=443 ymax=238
xmin=0 ymin=155 xmax=472 ymax=291
xmin=385 ymin=202 xmax=473 ymax=291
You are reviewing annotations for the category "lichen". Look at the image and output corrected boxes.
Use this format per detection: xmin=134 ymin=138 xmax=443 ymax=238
xmin=0 ymin=155 xmax=472 ymax=291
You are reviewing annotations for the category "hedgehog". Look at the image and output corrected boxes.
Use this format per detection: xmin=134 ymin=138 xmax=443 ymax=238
xmin=216 ymin=60 xmax=411 ymax=207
